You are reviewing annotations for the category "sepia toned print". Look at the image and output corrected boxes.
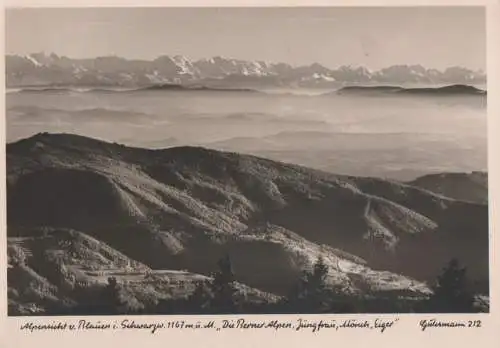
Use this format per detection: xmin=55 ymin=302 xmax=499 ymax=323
xmin=5 ymin=7 xmax=488 ymax=316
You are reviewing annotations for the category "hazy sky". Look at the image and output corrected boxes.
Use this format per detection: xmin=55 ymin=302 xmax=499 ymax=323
xmin=6 ymin=7 xmax=486 ymax=70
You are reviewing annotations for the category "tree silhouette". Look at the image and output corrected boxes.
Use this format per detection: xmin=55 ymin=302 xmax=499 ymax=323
xmin=102 ymin=276 xmax=125 ymax=314
xmin=425 ymin=258 xmax=476 ymax=313
xmin=209 ymin=254 xmax=238 ymax=313
xmin=186 ymin=280 xmax=212 ymax=313
xmin=287 ymin=256 xmax=334 ymax=312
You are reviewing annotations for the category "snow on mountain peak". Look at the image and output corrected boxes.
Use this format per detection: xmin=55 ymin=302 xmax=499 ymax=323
xmin=25 ymin=54 xmax=43 ymax=67
xmin=171 ymin=55 xmax=197 ymax=75
xmin=6 ymin=53 xmax=487 ymax=87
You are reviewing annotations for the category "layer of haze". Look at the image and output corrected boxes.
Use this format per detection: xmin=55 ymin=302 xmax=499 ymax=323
xmin=6 ymin=7 xmax=485 ymax=71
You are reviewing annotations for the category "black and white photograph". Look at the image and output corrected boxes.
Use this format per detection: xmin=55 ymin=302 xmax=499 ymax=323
xmin=5 ymin=6 xmax=489 ymax=316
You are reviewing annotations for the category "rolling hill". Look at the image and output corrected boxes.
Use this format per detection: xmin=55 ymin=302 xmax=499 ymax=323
xmin=408 ymin=172 xmax=488 ymax=204
xmin=335 ymin=84 xmax=486 ymax=96
xmin=6 ymin=133 xmax=489 ymax=314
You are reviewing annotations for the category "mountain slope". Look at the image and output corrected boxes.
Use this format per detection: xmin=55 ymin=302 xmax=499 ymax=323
xmin=408 ymin=172 xmax=488 ymax=204
xmin=7 ymin=133 xmax=489 ymax=303
xmin=8 ymin=226 xmax=280 ymax=315
xmin=335 ymin=84 xmax=486 ymax=96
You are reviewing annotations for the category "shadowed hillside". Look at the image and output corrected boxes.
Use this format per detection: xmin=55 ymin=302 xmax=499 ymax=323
xmin=408 ymin=172 xmax=488 ymax=204
xmin=8 ymin=226 xmax=280 ymax=315
xmin=7 ymin=133 xmax=489 ymax=314
xmin=335 ymin=84 xmax=486 ymax=96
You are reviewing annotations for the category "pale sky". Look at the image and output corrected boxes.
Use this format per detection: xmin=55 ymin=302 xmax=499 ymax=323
xmin=5 ymin=7 xmax=486 ymax=71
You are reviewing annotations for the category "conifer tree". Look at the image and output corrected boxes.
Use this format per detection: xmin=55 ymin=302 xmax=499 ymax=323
xmin=102 ymin=276 xmax=125 ymax=314
xmin=209 ymin=254 xmax=238 ymax=313
xmin=288 ymin=256 xmax=332 ymax=312
xmin=426 ymin=258 xmax=476 ymax=313
xmin=186 ymin=280 xmax=211 ymax=313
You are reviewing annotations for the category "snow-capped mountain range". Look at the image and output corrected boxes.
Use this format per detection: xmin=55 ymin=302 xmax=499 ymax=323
xmin=6 ymin=52 xmax=487 ymax=88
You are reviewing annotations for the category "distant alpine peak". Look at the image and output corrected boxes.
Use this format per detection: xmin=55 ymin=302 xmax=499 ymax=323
xmin=23 ymin=52 xmax=60 ymax=67
xmin=6 ymin=52 xmax=486 ymax=88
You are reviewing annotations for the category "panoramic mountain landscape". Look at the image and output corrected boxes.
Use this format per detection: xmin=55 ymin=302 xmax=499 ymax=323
xmin=6 ymin=52 xmax=486 ymax=89
xmin=7 ymin=133 xmax=489 ymax=315
xmin=6 ymin=7 xmax=489 ymax=316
